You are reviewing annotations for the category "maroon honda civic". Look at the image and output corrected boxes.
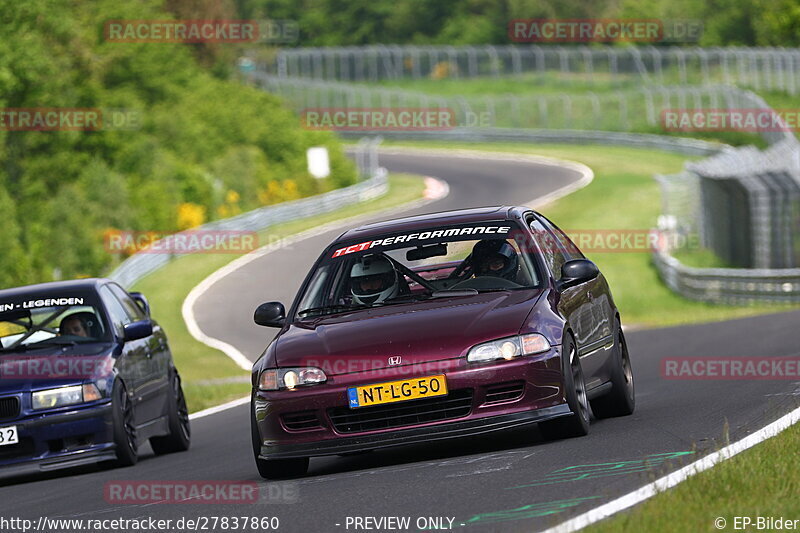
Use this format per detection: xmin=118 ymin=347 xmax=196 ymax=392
xmin=250 ymin=206 xmax=634 ymax=478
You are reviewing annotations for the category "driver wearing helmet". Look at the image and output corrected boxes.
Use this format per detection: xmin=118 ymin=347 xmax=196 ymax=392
xmin=470 ymin=239 xmax=520 ymax=282
xmin=350 ymin=254 xmax=400 ymax=306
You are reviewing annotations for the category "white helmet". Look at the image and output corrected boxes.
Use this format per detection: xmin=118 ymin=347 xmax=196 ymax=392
xmin=350 ymin=255 xmax=399 ymax=305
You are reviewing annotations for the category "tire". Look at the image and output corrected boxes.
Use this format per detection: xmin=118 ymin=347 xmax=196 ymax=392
xmin=112 ymin=380 xmax=138 ymax=466
xmin=539 ymin=335 xmax=590 ymax=440
xmin=251 ymin=399 xmax=309 ymax=479
xmin=150 ymin=370 xmax=191 ymax=455
xmin=591 ymin=321 xmax=635 ymax=418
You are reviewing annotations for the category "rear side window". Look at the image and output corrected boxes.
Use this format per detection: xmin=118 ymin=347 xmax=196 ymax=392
xmin=530 ymin=218 xmax=570 ymax=280
xmin=108 ymin=284 xmax=146 ymax=321
xmin=99 ymin=286 xmax=132 ymax=337
xmin=538 ymin=214 xmax=585 ymax=260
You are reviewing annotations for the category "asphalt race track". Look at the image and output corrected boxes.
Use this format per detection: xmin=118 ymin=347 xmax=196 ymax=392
xmin=1 ymin=150 xmax=798 ymax=533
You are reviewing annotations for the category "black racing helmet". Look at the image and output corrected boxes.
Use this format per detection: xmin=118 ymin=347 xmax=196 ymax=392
xmin=471 ymin=239 xmax=519 ymax=281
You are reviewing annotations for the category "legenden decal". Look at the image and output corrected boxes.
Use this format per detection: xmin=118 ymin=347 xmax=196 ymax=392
xmin=0 ymin=297 xmax=85 ymax=312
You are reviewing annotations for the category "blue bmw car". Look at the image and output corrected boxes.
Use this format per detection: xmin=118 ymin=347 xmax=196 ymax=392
xmin=0 ymin=278 xmax=189 ymax=478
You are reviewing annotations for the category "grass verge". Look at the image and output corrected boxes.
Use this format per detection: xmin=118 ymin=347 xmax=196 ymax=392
xmin=587 ymin=419 xmax=800 ymax=532
xmin=383 ymin=140 xmax=799 ymax=327
xmin=130 ymin=174 xmax=427 ymax=412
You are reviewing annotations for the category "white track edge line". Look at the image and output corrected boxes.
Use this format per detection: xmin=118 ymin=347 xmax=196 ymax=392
xmin=188 ymin=396 xmax=251 ymax=420
xmin=540 ymin=404 xmax=800 ymax=533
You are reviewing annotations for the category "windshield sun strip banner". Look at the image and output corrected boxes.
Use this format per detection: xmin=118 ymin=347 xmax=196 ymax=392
xmin=331 ymin=224 xmax=514 ymax=259
xmin=0 ymin=297 xmax=87 ymax=313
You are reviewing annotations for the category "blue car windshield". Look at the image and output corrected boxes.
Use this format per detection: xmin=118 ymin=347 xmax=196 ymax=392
xmin=0 ymin=295 xmax=111 ymax=351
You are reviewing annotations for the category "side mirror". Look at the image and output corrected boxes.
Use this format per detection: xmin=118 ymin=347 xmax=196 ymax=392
xmin=129 ymin=292 xmax=151 ymax=317
xmin=123 ymin=319 xmax=154 ymax=342
xmin=557 ymin=259 xmax=600 ymax=291
xmin=254 ymin=302 xmax=286 ymax=328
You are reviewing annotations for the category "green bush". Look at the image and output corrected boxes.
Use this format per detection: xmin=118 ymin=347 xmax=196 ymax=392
xmin=0 ymin=0 xmax=356 ymax=284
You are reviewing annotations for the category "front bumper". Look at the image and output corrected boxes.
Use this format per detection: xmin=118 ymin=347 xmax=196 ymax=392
xmin=254 ymin=349 xmax=569 ymax=460
xmin=258 ymin=404 xmax=571 ymax=459
xmin=0 ymin=401 xmax=115 ymax=478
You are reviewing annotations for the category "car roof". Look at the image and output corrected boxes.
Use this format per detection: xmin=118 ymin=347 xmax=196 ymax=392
xmin=337 ymin=205 xmax=532 ymax=243
xmin=0 ymin=278 xmax=111 ymax=300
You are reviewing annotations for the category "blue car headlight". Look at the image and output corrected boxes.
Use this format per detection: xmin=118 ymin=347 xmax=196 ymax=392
xmin=467 ymin=334 xmax=551 ymax=363
xmin=32 ymin=383 xmax=102 ymax=410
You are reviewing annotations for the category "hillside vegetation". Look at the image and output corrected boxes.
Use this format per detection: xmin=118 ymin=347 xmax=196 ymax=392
xmin=0 ymin=0 xmax=356 ymax=287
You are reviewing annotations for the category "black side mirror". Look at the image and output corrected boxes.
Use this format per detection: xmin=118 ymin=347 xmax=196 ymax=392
xmin=557 ymin=259 xmax=600 ymax=291
xmin=123 ymin=319 xmax=154 ymax=342
xmin=129 ymin=291 xmax=151 ymax=317
xmin=254 ymin=302 xmax=286 ymax=328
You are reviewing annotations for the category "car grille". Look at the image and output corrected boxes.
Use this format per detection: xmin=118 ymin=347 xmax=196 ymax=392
xmin=328 ymin=389 xmax=473 ymax=434
xmin=483 ymin=382 xmax=525 ymax=405
xmin=281 ymin=411 xmax=322 ymax=431
xmin=0 ymin=396 xmax=20 ymax=421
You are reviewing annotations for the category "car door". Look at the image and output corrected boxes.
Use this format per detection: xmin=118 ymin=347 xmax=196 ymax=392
xmin=107 ymin=283 xmax=169 ymax=424
xmin=99 ymin=285 xmax=151 ymax=427
xmin=535 ymin=215 xmax=616 ymax=382
xmin=529 ymin=216 xmax=593 ymax=345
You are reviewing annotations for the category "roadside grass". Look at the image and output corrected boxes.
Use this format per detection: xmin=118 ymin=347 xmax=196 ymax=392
xmin=130 ymin=174 xmax=426 ymax=412
xmin=382 ymin=140 xmax=799 ymax=327
xmin=587 ymin=419 xmax=800 ymax=532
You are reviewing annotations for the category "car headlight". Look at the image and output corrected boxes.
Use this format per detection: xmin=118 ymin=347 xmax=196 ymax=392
xmin=258 ymin=367 xmax=327 ymax=391
xmin=32 ymin=383 xmax=102 ymax=410
xmin=467 ymin=334 xmax=551 ymax=363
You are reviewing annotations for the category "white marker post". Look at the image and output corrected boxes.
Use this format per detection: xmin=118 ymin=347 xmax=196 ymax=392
xmin=307 ymin=147 xmax=330 ymax=179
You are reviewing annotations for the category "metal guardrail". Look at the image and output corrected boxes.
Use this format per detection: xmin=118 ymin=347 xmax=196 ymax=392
xmin=109 ymin=141 xmax=388 ymax=288
xmin=252 ymin=73 xmax=792 ymax=146
xmin=265 ymin=45 xmax=800 ymax=95
xmin=339 ymin=128 xmax=723 ymax=156
xmin=653 ymin=250 xmax=800 ymax=304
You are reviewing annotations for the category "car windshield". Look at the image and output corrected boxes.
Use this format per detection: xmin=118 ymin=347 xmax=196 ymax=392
xmin=295 ymin=221 xmax=541 ymax=318
xmin=0 ymin=294 xmax=111 ymax=352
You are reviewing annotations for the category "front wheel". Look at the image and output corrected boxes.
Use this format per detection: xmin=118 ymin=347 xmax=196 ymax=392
xmin=251 ymin=399 xmax=309 ymax=479
xmin=112 ymin=380 xmax=138 ymax=466
xmin=150 ymin=370 xmax=191 ymax=455
xmin=591 ymin=322 xmax=635 ymax=418
xmin=539 ymin=336 xmax=590 ymax=440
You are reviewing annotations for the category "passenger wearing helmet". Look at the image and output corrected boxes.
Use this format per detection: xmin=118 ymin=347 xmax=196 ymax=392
xmin=350 ymin=254 xmax=400 ymax=305
xmin=470 ymin=239 xmax=519 ymax=282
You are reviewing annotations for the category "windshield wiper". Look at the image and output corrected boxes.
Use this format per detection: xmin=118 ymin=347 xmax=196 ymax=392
xmin=297 ymin=304 xmax=369 ymax=318
xmin=0 ymin=340 xmax=78 ymax=353
xmin=431 ymin=289 xmax=479 ymax=298
xmin=382 ymin=293 xmax=431 ymax=304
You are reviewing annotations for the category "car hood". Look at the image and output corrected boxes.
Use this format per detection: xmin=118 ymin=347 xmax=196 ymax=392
xmin=0 ymin=344 xmax=114 ymax=393
xmin=276 ymin=289 xmax=543 ymax=375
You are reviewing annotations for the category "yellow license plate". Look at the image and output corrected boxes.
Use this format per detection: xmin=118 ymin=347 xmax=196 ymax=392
xmin=347 ymin=375 xmax=447 ymax=409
